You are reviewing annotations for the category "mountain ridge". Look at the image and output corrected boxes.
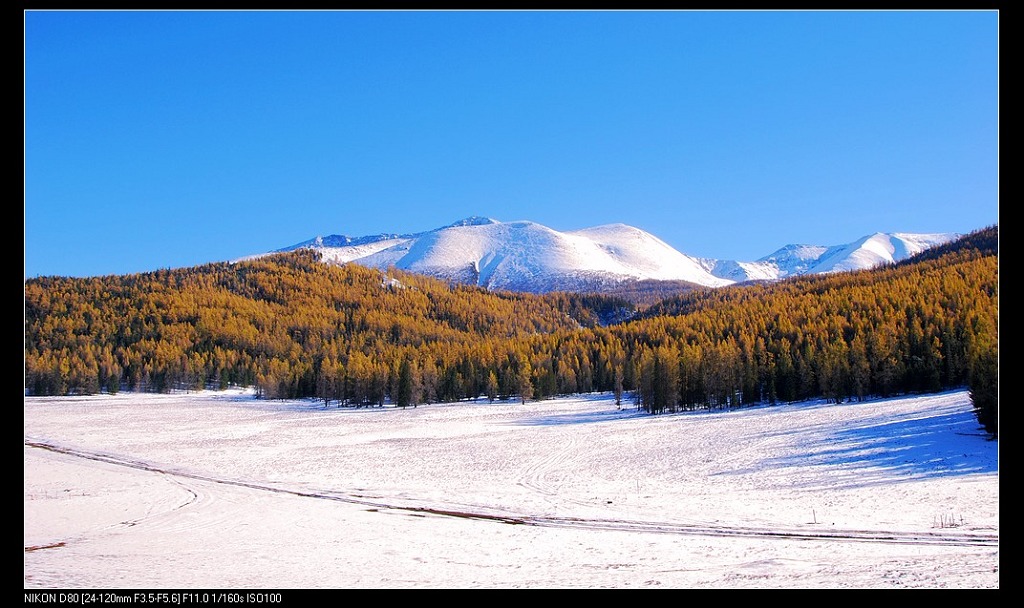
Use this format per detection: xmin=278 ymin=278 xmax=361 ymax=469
xmin=262 ymin=217 xmax=961 ymax=293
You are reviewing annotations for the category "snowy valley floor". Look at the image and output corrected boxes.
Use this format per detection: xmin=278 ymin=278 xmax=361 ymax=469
xmin=24 ymin=389 xmax=998 ymax=589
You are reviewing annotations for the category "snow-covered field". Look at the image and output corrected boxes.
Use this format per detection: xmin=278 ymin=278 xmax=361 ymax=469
xmin=24 ymin=389 xmax=998 ymax=589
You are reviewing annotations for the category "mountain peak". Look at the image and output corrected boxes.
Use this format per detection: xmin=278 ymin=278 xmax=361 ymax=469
xmin=444 ymin=216 xmax=500 ymax=229
xmin=263 ymin=220 xmax=963 ymax=294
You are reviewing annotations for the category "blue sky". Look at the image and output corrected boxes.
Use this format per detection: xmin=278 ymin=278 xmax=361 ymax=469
xmin=25 ymin=10 xmax=998 ymax=278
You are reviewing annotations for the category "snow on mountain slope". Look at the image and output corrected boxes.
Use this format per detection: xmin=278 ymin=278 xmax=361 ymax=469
xmin=309 ymin=237 xmax=413 ymax=266
xmin=266 ymin=218 xmax=960 ymax=292
xmin=698 ymin=243 xmax=834 ymax=283
xmin=707 ymin=233 xmax=960 ymax=283
xmin=569 ymin=224 xmax=731 ymax=286
xmin=807 ymin=232 xmax=957 ymax=275
xmin=271 ymin=218 xmax=731 ymax=292
xmin=305 ymin=220 xmax=731 ymax=291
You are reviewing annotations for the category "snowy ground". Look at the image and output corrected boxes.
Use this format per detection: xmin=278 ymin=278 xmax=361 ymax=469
xmin=24 ymin=389 xmax=998 ymax=589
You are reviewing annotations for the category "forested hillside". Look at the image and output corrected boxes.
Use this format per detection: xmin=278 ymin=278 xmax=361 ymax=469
xmin=626 ymin=227 xmax=997 ymax=415
xmin=24 ymin=227 xmax=997 ymax=433
xmin=25 ymin=251 xmax=600 ymax=402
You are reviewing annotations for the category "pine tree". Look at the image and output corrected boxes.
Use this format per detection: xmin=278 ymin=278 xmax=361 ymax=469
xmin=396 ymin=358 xmax=414 ymax=409
xmin=485 ymin=370 xmax=499 ymax=403
xmin=969 ymin=340 xmax=998 ymax=437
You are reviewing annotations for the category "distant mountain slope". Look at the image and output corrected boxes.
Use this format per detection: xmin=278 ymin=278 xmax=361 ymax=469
xmin=704 ymin=232 xmax=961 ymax=283
xmin=274 ymin=218 xmax=731 ymax=292
xmin=266 ymin=217 xmax=962 ymax=293
xmin=894 ymin=224 xmax=997 ymax=265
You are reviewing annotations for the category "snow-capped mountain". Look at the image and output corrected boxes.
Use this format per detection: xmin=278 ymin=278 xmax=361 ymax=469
xmin=700 ymin=232 xmax=959 ymax=283
xmin=265 ymin=218 xmax=960 ymax=292
xmin=272 ymin=217 xmax=731 ymax=292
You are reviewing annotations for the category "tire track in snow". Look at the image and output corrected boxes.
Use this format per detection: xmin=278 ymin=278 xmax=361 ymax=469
xmin=24 ymin=444 xmax=206 ymax=552
xmin=26 ymin=439 xmax=998 ymax=549
xmin=109 ymin=474 xmax=202 ymax=531
xmin=514 ymin=425 xmax=614 ymax=511
xmin=516 ymin=427 xmax=578 ymax=497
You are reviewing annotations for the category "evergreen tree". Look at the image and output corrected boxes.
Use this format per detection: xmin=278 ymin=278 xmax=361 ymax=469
xmin=613 ymin=364 xmax=624 ymax=407
xmin=485 ymin=370 xmax=499 ymax=403
xmin=396 ymin=358 xmax=415 ymax=409
xmin=969 ymin=341 xmax=998 ymax=437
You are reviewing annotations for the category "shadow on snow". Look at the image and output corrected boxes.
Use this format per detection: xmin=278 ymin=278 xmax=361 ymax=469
xmin=719 ymin=406 xmax=996 ymax=489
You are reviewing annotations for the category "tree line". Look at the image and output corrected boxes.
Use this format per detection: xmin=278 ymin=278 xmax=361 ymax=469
xmin=24 ymin=226 xmax=998 ymax=436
